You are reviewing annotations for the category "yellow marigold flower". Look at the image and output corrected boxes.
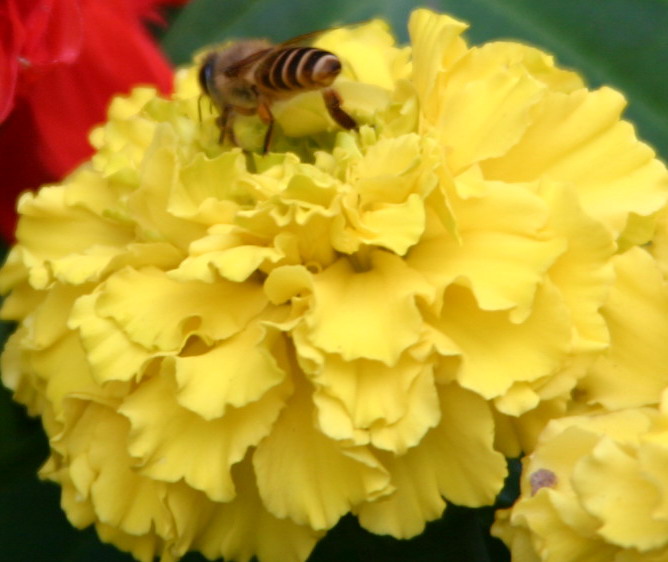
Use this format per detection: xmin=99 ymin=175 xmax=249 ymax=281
xmin=3 ymin=7 xmax=668 ymax=562
xmin=492 ymin=396 xmax=668 ymax=560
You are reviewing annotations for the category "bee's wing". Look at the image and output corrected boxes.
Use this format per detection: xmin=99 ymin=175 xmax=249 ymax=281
xmin=274 ymin=29 xmax=332 ymax=48
xmin=275 ymin=21 xmax=368 ymax=47
xmin=222 ymin=26 xmax=357 ymax=77
xmin=223 ymin=47 xmax=274 ymax=77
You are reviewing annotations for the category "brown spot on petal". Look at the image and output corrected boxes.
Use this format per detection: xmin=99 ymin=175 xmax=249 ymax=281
xmin=530 ymin=468 xmax=557 ymax=495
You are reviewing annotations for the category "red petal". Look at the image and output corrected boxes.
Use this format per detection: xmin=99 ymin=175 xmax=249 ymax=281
xmin=0 ymin=0 xmax=24 ymax=121
xmin=0 ymin=0 xmax=185 ymax=241
xmin=18 ymin=0 xmax=84 ymax=66
xmin=28 ymin=0 xmax=176 ymax=177
xmin=133 ymin=0 xmax=192 ymax=21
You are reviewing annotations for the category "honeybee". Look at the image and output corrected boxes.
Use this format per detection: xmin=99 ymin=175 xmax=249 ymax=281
xmin=198 ymin=31 xmax=357 ymax=152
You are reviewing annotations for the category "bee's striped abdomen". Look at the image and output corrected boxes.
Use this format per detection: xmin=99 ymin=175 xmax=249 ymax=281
xmin=256 ymin=47 xmax=342 ymax=93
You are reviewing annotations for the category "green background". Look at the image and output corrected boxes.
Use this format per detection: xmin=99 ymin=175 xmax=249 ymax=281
xmin=2 ymin=0 xmax=667 ymax=560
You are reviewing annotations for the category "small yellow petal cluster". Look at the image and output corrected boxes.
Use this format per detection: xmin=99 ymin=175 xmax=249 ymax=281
xmin=3 ymin=8 xmax=668 ymax=562
xmin=493 ymin=397 xmax=668 ymax=561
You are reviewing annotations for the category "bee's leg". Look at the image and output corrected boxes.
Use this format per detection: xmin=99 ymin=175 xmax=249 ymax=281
xmin=217 ymin=105 xmax=235 ymax=145
xmin=322 ymin=88 xmax=357 ymax=130
xmin=257 ymin=101 xmax=275 ymax=154
xmin=215 ymin=116 xmax=225 ymax=143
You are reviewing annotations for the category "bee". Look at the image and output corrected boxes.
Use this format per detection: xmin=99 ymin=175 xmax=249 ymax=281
xmin=198 ymin=31 xmax=357 ymax=153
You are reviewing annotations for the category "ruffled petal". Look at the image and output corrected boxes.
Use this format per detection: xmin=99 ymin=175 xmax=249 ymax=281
xmin=432 ymin=46 xmax=546 ymax=172
xmin=573 ymin=437 xmax=668 ymax=550
xmin=408 ymin=9 xmax=468 ymax=124
xmin=193 ymin=458 xmax=323 ymax=562
xmin=253 ymin=378 xmax=392 ymax=530
xmin=540 ymin=182 xmax=615 ymax=351
xmin=409 ymin=170 xmax=566 ymax=319
xmin=433 ymin=281 xmax=571 ymax=401
xmin=580 ymin=247 xmax=668 ymax=409
xmin=120 ymin=373 xmax=291 ymax=501
xmin=357 ymin=383 xmax=506 ymax=537
xmin=304 ymin=251 xmax=434 ymax=366
xmin=493 ymin=409 xmax=660 ymax=561
xmin=482 ymin=87 xmax=668 ymax=235
xmin=313 ymin=354 xmax=441 ymax=453
xmin=95 ymin=267 xmax=267 ymax=351
xmin=45 ymin=400 xmax=173 ymax=541
xmin=173 ymin=321 xmax=287 ymax=419
xmin=69 ymin=292 xmax=156 ymax=384
xmin=15 ymin=185 xmax=134 ymax=288
xmin=29 ymin=331 xmax=103 ymax=418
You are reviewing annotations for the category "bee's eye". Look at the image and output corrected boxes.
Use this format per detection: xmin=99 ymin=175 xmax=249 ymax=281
xmin=199 ymin=60 xmax=213 ymax=94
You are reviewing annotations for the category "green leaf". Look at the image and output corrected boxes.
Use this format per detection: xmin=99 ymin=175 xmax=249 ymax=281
xmin=162 ymin=0 xmax=668 ymax=160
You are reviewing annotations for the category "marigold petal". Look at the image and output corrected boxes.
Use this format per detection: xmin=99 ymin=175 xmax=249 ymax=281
xmin=48 ymin=400 xmax=173 ymax=540
xmin=29 ymin=332 xmax=102 ymax=417
xmin=313 ymin=354 xmax=421 ymax=428
xmin=0 ymin=247 xmax=28 ymax=294
xmin=360 ymin=364 xmax=441 ymax=453
xmin=638 ymin=440 xmax=668 ymax=522
xmin=573 ymin=438 xmax=668 ymax=550
xmin=313 ymin=354 xmax=441 ymax=453
xmin=357 ymin=384 xmax=506 ymax=537
xmin=69 ymin=293 xmax=156 ymax=384
xmin=483 ymin=87 xmax=668 ymax=235
xmin=120 ymin=374 xmax=290 ymax=501
xmin=174 ymin=242 xmax=284 ymax=283
xmin=408 ymin=9 xmax=468 ymax=123
xmin=491 ymin=509 xmax=541 ymax=562
xmin=353 ymin=193 xmax=426 ymax=255
xmin=434 ymin=49 xmax=545 ymax=172
xmin=337 ymin=139 xmax=432 ymax=253
xmin=95 ymin=524 xmax=163 ymax=562
xmin=581 ymin=247 xmax=668 ymax=408
xmin=12 ymin=282 xmax=80 ymax=349
xmin=496 ymin=492 xmax=617 ymax=562
xmin=435 ymin=281 xmax=571 ymax=400
xmin=495 ymin=396 xmax=570 ymax=454
xmin=95 ymin=267 xmax=267 ymax=351
xmin=427 ymin=383 xmax=507 ymax=505
xmin=316 ymin=19 xmax=408 ymax=90
xmin=170 ymin=151 xmax=248 ymax=219
xmin=194 ymin=458 xmax=323 ymax=562
xmin=305 ymin=251 xmax=433 ymax=366
xmin=350 ymin=134 xmax=428 ymax=205
xmin=541 ymin=183 xmax=615 ymax=351
xmin=264 ymin=264 xmax=313 ymax=305
xmin=128 ymin=139 xmax=208 ymax=248
xmin=1 ymin=328 xmax=49 ymax=416
xmin=253 ymin=378 xmax=391 ymax=530
xmin=15 ymin=186 xmax=134 ymax=288
xmin=409 ymin=172 xmax=565 ymax=319
xmin=173 ymin=322 xmax=287 ymax=419
xmin=356 ymin=451 xmax=446 ymax=539
xmin=650 ymin=209 xmax=668 ymax=278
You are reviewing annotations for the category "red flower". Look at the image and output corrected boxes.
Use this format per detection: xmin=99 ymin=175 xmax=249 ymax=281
xmin=0 ymin=0 xmax=188 ymax=242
